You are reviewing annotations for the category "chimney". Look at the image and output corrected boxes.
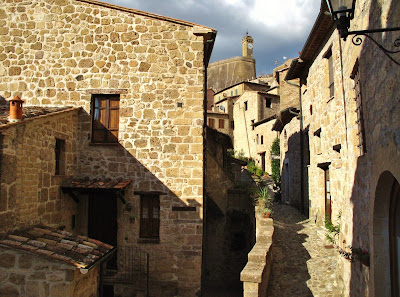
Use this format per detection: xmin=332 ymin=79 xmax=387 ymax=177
xmin=9 ymin=96 xmax=24 ymax=122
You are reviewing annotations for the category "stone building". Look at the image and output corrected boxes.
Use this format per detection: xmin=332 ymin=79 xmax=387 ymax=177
xmin=207 ymin=34 xmax=256 ymax=92
xmin=0 ymin=0 xmax=216 ymax=296
xmin=285 ymin=0 xmax=400 ymax=295
xmin=204 ymin=127 xmax=255 ymax=293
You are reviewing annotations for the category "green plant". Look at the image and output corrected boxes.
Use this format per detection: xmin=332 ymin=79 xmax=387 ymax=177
xmin=257 ymin=187 xmax=272 ymax=208
xmin=325 ymin=212 xmax=341 ymax=244
xmin=270 ymin=137 xmax=280 ymax=183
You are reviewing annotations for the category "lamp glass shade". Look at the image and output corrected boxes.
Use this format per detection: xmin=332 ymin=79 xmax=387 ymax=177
xmin=326 ymin=0 xmax=356 ymax=20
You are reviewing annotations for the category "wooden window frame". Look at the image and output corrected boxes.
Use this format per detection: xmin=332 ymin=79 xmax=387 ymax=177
xmin=351 ymin=60 xmax=367 ymax=155
xmin=55 ymin=138 xmax=66 ymax=175
xmin=91 ymin=94 xmax=120 ymax=144
xmin=218 ymin=119 xmax=225 ymax=129
xmin=208 ymin=118 xmax=215 ymax=128
xmin=140 ymin=194 xmax=160 ymax=239
xmin=324 ymin=48 xmax=334 ymax=98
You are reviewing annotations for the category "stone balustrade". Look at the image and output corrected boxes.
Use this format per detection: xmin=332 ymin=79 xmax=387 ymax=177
xmin=241 ymin=208 xmax=274 ymax=297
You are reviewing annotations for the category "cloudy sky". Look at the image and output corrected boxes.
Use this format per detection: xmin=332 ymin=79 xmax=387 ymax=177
xmin=103 ymin=0 xmax=321 ymax=75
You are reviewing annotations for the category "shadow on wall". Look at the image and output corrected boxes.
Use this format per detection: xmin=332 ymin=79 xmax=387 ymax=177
xmin=348 ymin=0 xmax=400 ymax=296
xmin=280 ymin=122 xmax=304 ymax=212
xmin=72 ymin=110 xmax=204 ymax=297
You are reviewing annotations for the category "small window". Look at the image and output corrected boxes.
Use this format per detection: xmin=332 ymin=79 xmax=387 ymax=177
xmin=256 ymin=134 xmax=259 ymax=144
xmin=265 ymin=98 xmax=271 ymax=108
xmin=351 ymin=60 xmax=366 ymax=155
xmin=235 ymin=88 xmax=238 ymax=95
xmin=208 ymin=118 xmax=215 ymax=128
xmin=140 ymin=194 xmax=160 ymax=239
xmin=230 ymin=90 xmax=233 ymax=96
xmin=231 ymin=121 xmax=234 ymax=130
xmin=218 ymin=119 xmax=225 ymax=129
xmin=244 ymin=101 xmax=248 ymax=111
xmin=92 ymin=94 xmax=120 ymax=143
xmin=55 ymin=138 xmax=65 ymax=175
xmin=251 ymin=120 xmax=255 ymax=130
xmin=261 ymin=135 xmax=264 ymax=145
xmin=324 ymin=48 xmax=334 ymax=98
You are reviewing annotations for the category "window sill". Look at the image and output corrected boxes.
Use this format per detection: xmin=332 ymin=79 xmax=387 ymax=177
xmin=137 ymin=238 xmax=160 ymax=244
xmin=89 ymin=142 xmax=120 ymax=146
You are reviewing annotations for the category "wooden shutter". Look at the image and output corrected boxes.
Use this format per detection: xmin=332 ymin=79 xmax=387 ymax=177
xmin=140 ymin=194 xmax=160 ymax=238
xmin=219 ymin=119 xmax=224 ymax=129
xmin=92 ymin=95 xmax=119 ymax=143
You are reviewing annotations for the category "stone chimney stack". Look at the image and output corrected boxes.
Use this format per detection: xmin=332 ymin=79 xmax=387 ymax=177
xmin=9 ymin=96 xmax=24 ymax=122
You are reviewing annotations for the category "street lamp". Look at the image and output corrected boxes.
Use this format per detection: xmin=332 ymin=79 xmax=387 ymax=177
xmin=325 ymin=0 xmax=400 ymax=65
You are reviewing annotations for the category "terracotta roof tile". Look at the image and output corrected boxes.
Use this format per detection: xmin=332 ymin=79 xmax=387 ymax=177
xmin=62 ymin=178 xmax=131 ymax=191
xmin=0 ymin=226 xmax=115 ymax=269
xmin=0 ymin=106 xmax=76 ymax=126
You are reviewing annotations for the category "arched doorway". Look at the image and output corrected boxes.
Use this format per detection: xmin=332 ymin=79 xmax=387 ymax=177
xmin=373 ymin=171 xmax=400 ymax=297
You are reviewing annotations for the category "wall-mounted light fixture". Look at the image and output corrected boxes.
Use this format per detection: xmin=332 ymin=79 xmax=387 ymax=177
xmin=325 ymin=0 xmax=400 ymax=65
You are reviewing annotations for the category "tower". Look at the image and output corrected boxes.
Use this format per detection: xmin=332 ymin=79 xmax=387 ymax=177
xmin=242 ymin=34 xmax=254 ymax=58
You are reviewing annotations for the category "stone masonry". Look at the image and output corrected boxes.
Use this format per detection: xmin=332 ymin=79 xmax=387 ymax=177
xmin=0 ymin=0 xmax=216 ymax=295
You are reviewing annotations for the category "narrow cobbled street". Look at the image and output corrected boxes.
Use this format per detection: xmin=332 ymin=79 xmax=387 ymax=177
xmin=267 ymin=205 xmax=340 ymax=297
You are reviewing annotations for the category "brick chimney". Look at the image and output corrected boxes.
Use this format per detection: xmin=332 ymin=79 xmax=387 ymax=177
xmin=9 ymin=96 xmax=24 ymax=122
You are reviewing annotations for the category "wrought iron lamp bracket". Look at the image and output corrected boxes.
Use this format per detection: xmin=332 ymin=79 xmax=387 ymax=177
xmin=344 ymin=27 xmax=400 ymax=66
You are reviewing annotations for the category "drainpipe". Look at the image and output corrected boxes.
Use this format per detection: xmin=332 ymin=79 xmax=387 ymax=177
xmin=284 ymin=78 xmax=305 ymax=215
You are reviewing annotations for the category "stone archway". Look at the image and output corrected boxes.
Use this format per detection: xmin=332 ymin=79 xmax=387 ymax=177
xmin=373 ymin=171 xmax=399 ymax=297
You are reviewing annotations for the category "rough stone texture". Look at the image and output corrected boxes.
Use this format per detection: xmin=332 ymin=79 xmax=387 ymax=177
xmin=241 ymin=207 xmax=274 ymax=297
xmin=294 ymin=0 xmax=400 ymax=296
xmin=0 ymin=247 xmax=99 ymax=297
xmin=267 ymin=205 xmax=339 ymax=297
xmin=0 ymin=0 xmax=213 ymax=295
xmin=0 ymin=109 xmax=79 ymax=234
xmin=208 ymin=56 xmax=255 ymax=93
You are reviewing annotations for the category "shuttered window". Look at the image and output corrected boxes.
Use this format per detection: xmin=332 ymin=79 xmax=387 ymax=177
xmin=208 ymin=118 xmax=215 ymax=128
xmin=351 ymin=61 xmax=366 ymax=155
xmin=140 ymin=194 xmax=160 ymax=238
xmin=92 ymin=95 xmax=120 ymax=143
xmin=218 ymin=119 xmax=225 ymax=129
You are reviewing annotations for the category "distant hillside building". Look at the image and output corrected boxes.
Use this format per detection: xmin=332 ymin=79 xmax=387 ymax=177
xmin=207 ymin=34 xmax=256 ymax=92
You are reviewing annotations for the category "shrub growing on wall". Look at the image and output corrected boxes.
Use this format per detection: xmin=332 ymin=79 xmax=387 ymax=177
xmin=270 ymin=137 xmax=280 ymax=183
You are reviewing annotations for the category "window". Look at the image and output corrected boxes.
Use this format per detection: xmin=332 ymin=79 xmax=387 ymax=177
xmin=55 ymin=138 xmax=65 ymax=175
xmin=92 ymin=94 xmax=120 ymax=143
xmin=208 ymin=118 xmax=215 ymax=128
xmin=244 ymin=101 xmax=248 ymax=110
xmin=351 ymin=61 xmax=366 ymax=155
xmin=235 ymin=88 xmax=238 ymax=95
xmin=261 ymin=135 xmax=264 ymax=145
xmin=265 ymin=98 xmax=271 ymax=108
xmin=218 ymin=119 xmax=225 ymax=129
xmin=325 ymin=48 xmax=334 ymax=98
xmin=251 ymin=120 xmax=255 ymax=130
xmin=231 ymin=121 xmax=234 ymax=130
xmin=230 ymin=90 xmax=233 ymax=96
xmin=256 ymin=134 xmax=259 ymax=144
xmin=140 ymin=194 xmax=160 ymax=239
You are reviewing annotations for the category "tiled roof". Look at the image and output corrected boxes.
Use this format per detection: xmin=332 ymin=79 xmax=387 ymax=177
xmin=62 ymin=178 xmax=132 ymax=190
xmin=0 ymin=226 xmax=115 ymax=270
xmin=0 ymin=106 xmax=76 ymax=125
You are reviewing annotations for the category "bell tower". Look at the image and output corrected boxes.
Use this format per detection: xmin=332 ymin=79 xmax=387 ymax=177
xmin=242 ymin=33 xmax=254 ymax=58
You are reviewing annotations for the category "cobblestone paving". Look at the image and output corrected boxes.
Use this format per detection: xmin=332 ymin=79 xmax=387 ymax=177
xmin=267 ymin=205 xmax=341 ymax=297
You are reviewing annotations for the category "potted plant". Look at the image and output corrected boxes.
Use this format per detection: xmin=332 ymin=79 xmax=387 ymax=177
xmin=262 ymin=207 xmax=272 ymax=218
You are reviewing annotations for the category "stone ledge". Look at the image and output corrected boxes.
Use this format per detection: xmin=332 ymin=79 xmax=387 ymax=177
xmin=241 ymin=213 xmax=274 ymax=297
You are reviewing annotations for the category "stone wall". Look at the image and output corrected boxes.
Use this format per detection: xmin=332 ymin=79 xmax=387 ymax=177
xmin=241 ymin=211 xmax=274 ymax=297
xmin=207 ymin=57 xmax=256 ymax=92
xmin=254 ymin=120 xmax=278 ymax=175
xmin=280 ymin=117 xmax=301 ymax=208
xmin=0 ymin=247 xmax=99 ymax=297
xmin=0 ymin=0 xmax=213 ymax=295
xmin=0 ymin=109 xmax=79 ymax=234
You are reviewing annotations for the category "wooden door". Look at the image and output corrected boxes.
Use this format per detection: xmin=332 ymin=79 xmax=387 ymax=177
xmin=88 ymin=192 xmax=118 ymax=246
